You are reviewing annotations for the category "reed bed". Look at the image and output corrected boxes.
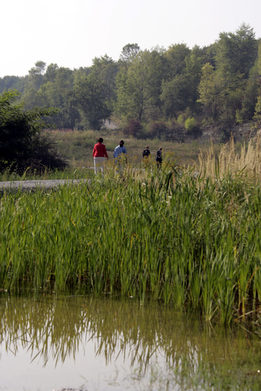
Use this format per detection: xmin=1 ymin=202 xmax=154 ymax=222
xmin=198 ymin=136 xmax=261 ymax=181
xmin=0 ymin=166 xmax=260 ymax=326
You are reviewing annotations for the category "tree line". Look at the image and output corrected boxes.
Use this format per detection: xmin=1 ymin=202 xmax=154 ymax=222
xmin=1 ymin=24 xmax=261 ymax=140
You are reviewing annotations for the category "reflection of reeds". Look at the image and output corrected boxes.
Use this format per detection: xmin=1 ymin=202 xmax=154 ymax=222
xmin=198 ymin=136 xmax=261 ymax=180
xmin=0 ymin=166 xmax=260 ymax=326
xmin=0 ymin=295 xmax=260 ymax=389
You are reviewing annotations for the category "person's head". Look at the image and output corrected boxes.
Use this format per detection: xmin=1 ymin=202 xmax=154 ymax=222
xmin=146 ymin=146 xmax=149 ymax=149
xmin=120 ymin=140 xmax=124 ymax=146
xmin=98 ymin=137 xmax=103 ymax=143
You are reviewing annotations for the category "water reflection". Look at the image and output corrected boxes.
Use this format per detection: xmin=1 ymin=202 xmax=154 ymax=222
xmin=0 ymin=295 xmax=260 ymax=391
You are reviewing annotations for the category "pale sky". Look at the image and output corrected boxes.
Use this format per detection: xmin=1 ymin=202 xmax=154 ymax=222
xmin=1 ymin=0 xmax=261 ymax=77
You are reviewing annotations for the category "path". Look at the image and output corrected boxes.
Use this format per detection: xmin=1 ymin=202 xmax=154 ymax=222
xmin=0 ymin=179 xmax=88 ymax=192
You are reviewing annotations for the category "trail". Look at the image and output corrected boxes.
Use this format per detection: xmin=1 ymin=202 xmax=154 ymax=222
xmin=0 ymin=179 xmax=88 ymax=192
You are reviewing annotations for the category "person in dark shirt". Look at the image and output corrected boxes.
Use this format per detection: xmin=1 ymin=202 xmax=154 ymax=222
xmin=156 ymin=147 xmax=163 ymax=168
xmin=142 ymin=146 xmax=150 ymax=158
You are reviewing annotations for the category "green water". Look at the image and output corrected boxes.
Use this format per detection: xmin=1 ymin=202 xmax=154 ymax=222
xmin=0 ymin=295 xmax=260 ymax=391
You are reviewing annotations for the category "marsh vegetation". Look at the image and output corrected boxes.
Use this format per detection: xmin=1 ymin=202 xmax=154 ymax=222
xmin=0 ymin=135 xmax=260 ymax=329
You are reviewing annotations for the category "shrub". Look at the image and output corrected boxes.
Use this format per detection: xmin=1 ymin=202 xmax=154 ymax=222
xmin=0 ymin=91 xmax=67 ymax=174
xmin=123 ymin=119 xmax=143 ymax=138
xmin=147 ymin=121 xmax=168 ymax=139
xmin=167 ymin=120 xmax=185 ymax=142
xmin=184 ymin=117 xmax=202 ymax=138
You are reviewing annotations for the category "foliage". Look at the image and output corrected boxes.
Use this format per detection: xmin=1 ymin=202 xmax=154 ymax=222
xmin=74 ymin=67 xmax=112 ymax=130
xmin=254 ymin=96 xmax=261 ymax=125
xmin=0 ymin=91 xmax=66 ymax=173
xmin=146 ymin=120 xmax=168 ymax=139
xmin=215 ymin=24 xmax=257 ymax=78
xmin=119 ymin=43 xmax=140 ymax=63
xmin=115 ymin=50 xmax=165 ymax=122
xmin=184 ymin=117 xmax=202 ymax=138
xmin=161 ymin=73 xmax=191 ymax=118
xmin=184 ymin=117 xmax=196 ymax=131
xmin=123 ymin=118 xmax=143 ymax=137
xmin=0 ymin=25 xmax=261 ymax=135
xmin=0 ymin=167 xmax=260 ymax=327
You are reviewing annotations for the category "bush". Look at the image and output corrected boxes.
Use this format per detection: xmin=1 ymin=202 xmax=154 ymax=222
xmin=0 ymin=91 xmax=67 ymax=174
xmin=167 ymin=120 xmax=185 ymax=142
xmin=184 ymin=117 xmax=202 ymax=138
xmin=123 ymin=119 xmax=143 ymax=138
xmin=147 ymin=121 xmax=168 ymax=139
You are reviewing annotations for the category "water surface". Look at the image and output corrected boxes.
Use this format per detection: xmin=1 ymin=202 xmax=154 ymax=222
xmin=0 ymin=295 xmax=260 ymax=391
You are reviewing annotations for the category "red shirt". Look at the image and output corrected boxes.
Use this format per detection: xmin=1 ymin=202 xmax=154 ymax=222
xmin=92 ymin=142 xmax=108 ymax=158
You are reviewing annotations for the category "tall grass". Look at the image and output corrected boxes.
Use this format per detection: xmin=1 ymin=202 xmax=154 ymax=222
xmin=198 ymin=136 xmax=261 ymax=181
xmin=0 ymin=164 xmax=260 ymax=326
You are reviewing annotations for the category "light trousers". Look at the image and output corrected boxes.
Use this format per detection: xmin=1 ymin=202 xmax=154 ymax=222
xmin=93 ymin=157 xmax=106 ymax=174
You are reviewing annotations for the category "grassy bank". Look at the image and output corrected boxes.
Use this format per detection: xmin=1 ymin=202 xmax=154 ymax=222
xmin=0 ymin=166 xmax=260 ymax=326
xmin=46 ymin=129 xmax=212 ymax=168
xmin=0 ymin=129 xmax=208 ymax=181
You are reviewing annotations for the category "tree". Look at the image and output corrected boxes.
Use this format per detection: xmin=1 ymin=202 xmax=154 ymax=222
xmin=256 ymin=40 xmax=261 ymax=95
xmin=253 ymin=96 xmax=261 ymax=125
xmin=0 ymin=91 xmax=66 ymax=173
xmin=38 ymin=66 xmax=80 ymax=129
xmin=90 ymin=55 xmax=119 ymax=113
xmin=236 ymin=64 xmax=259 ymax=122
xmin=73 ymin=56 xmax=118 ymax=129
xmin=197 ymin=63 xmax=220 ymax=121
xmin=216 ymin=24 xmax=257 ymax=78
xmin=161 ymin=44 xmax=202 ymax=118
xmin=74 ymin=72 xmax=111 ymax=129
xmin=22 ymin=61 xmax=47 ymax=109
xmin=161 ymin=73 xmax=191 ymax=118
xmin=0 ymin=76 xmax=26 ymax=94
xmin=184 ymin=46 xmax=207 ymax=112
xmin=164 ymin=44 xmax=190 ymax=79
xmin=115 ymin=50 xmax=165 ymax=122
xmin=119 ymin=43 xmax=140 ymax=63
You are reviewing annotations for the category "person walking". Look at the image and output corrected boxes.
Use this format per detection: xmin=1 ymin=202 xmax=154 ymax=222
xmin=92 ymin=137 xmax=108 ymax=174
xmin=156 ymin=147 xmax=163 ymax=168
xmin=113 ymin=140 xmax=127 ymax=172
xmin=142 ymin=146 xmax=151 ymax=168
xmin=113 ymin=140 xmax=127 ymax=160
xmin=142 ymin=146 xmax=150 ymax=159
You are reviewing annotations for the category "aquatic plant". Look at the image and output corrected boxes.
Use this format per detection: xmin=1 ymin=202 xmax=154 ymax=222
xmin=0 ymin=166 xmax=260 ymax=326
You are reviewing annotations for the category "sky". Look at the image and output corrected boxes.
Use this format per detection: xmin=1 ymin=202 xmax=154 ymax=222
xmin=1 ymin=0 xmax=261 ymax=77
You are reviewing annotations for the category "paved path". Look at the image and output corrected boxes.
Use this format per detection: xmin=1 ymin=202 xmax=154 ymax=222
xmin=0 ymin=179 xmax=88 ymax=192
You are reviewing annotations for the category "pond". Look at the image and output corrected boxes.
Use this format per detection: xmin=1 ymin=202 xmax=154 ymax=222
xmin=0 ymin=295 xmax=260 ymax=391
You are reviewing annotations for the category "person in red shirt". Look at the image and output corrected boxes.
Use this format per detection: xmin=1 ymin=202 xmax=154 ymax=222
xmin=92 ymin=137 xmax=108 ymax=174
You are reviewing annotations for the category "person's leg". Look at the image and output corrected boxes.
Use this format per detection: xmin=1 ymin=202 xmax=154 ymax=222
xmin=101 ymin=157 xmax=105 ymax=174
xmin=99 ymin=157 xmax=105 ymax=174
xmin=93 ymin=157 xmax=101 ymax=175
xmin=95 ymin=157 xmax=105 ymax=174
xmin=93 ymin=158 xmax=97 ymax=174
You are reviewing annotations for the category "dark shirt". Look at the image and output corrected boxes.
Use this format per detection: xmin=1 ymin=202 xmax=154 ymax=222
xmin=143 ymin=149 xmax=150 ymax=158
xmin=156 ymin=149 xmax=162 ymax=162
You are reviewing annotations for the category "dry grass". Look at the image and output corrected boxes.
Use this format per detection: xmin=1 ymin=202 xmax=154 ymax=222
xmin=198 ymin=136 xmax=261 ymax=181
